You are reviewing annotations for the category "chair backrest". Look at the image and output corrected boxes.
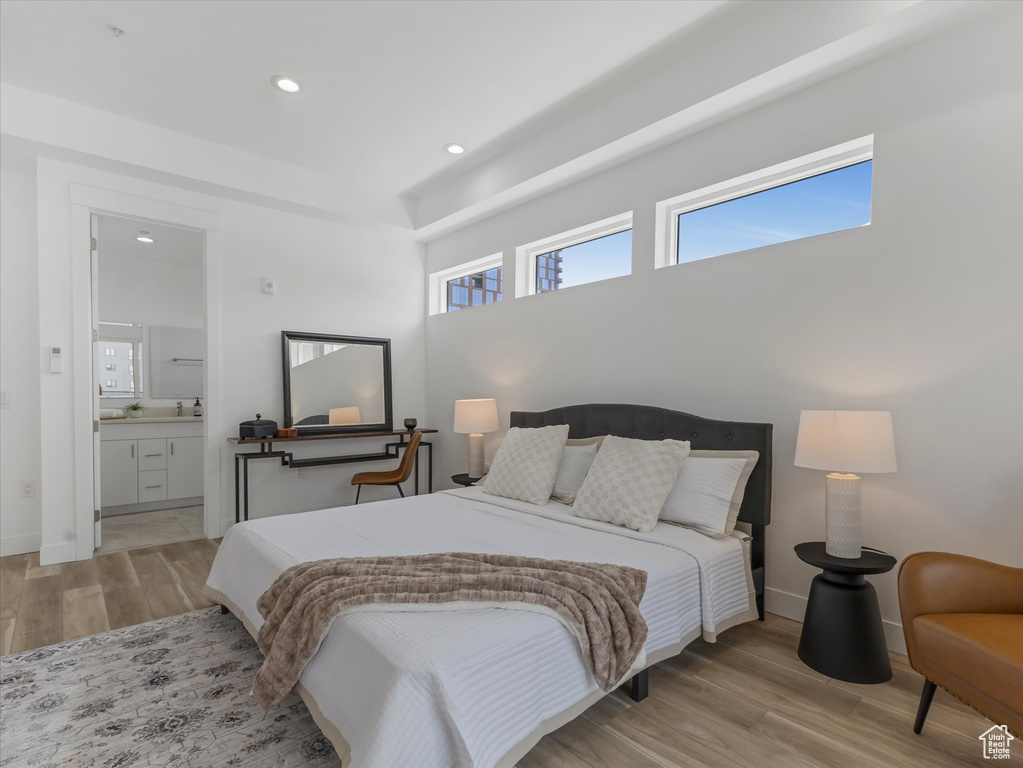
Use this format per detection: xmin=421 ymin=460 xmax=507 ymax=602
xmin=395 ymin=430 xmax=422 ymax=482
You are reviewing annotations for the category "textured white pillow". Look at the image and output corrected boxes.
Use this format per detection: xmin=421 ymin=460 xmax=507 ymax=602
xmin=551 ymin=443 xmax=599 ymax=504
xmin=573 ymin=435 xmax=690 ymax=532
xmin=482 ymin=425 xmax=570 ymax=505
xmin=660 ymin=450 xmax=759 ymax=536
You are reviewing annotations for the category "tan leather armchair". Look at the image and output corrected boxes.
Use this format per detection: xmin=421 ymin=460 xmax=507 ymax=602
xmin=898 ymin=552 xmax=1023 ymax=737
xmin=351 ymin=430 xmax=422 ymax=504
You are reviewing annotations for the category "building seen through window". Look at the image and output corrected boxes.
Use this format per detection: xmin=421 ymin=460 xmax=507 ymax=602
xmin=447 ymin=267 xmax=502 ymax=311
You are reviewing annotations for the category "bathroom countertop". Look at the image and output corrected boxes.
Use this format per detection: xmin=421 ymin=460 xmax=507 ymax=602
xmin=101 ymin=416 xmax=204 ymax=424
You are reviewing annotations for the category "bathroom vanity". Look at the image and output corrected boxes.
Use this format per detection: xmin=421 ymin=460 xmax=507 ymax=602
xmin=100 ymin=417 xmax=204 ymax=513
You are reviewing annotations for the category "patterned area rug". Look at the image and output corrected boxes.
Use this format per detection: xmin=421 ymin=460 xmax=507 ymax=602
xmin=0 ymin=608 xmax=341 ymax=767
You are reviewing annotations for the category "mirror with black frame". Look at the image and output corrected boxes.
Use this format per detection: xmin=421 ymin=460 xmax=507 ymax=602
xmin=281 ymin=331 xmax=393 ymax=434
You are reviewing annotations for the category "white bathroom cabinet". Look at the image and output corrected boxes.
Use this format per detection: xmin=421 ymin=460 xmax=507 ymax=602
xmin=100 ymin=419 xmax=204 ymax=513
xmin=167 ymin=436 xmax=204 ymax=499
xmin=100 ymin=438 xmax=139 ymax=507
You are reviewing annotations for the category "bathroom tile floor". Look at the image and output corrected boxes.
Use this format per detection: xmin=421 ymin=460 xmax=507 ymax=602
xmin=96 ymin=506 xmax=205 ymax=554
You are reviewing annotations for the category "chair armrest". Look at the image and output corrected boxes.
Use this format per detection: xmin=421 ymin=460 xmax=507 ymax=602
xmin=899 ymin=552 xmax=1023 ymax=667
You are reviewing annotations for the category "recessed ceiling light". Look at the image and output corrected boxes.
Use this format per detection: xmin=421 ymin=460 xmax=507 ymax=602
xmin=136 ymin=231 xmax=156 ymax=244
xmin=271 ymin=76 xmax=302 ymax=94
xmin=444 ymin=143 xmax=466 ymax=155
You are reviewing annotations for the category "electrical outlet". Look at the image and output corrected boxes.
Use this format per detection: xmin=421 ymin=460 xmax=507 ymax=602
xmin=0 ymin=391 xmax=10 ymax=409
xmin=20 ymin=481 xmax=35 ymax=498
xmin=297 ymin=468 xmax=307 ymax=479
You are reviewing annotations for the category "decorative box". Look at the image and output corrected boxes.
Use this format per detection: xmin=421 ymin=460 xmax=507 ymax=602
xmin=239 ymin=414 xmax=278 ymax=439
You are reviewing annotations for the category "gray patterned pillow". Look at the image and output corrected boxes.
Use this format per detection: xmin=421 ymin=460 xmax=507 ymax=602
xmin=482 ymin=425 xmax=570 ymax=505
xmin=573 ymin=435 xmax=691 ymax=532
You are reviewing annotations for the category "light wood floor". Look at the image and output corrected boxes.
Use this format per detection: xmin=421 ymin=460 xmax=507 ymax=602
xmin=0 ymin=538 xmax=219 ymax=655
xmin=96 ymin=505 xmax=205 ymax=553
xmin=0 ymin=543 xmax=991 ymax=767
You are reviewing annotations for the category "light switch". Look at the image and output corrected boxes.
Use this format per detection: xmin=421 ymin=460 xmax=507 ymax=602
xmin=0 ymin=391 xmax=9 ymax=409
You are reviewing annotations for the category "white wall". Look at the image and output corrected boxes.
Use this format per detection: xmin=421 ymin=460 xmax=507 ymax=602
xmin=99 ymin=255 xmax=203 ymax=330
xmin=99 ymin=253 xmax=204 ymax=408
xmin=21 ymin=159 xmax=425 ymax=562
xmin=0 ymin=168 xmax=42 ymax=555
xmin=424 ymin=9 xmax=1023 ymax=651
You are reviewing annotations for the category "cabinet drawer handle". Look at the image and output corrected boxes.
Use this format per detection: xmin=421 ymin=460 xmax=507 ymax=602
xmin=144 ymin=453 xmax=162 ymax=458
xmin=131 ymin=444 xmax=135 ymax=458
xmin=170 ymin=442 xmax=174 ymax=456
xmin=145 ymin=485 xmax=163 ymax=489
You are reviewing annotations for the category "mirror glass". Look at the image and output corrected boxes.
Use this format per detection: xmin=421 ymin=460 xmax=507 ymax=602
xmin=284 ymin=333 xmax=392 ymax=433
xmin=149 ymin=325 xmax=204 ymax=399
xmin=98 ymin=322 xmax=143 ymax=398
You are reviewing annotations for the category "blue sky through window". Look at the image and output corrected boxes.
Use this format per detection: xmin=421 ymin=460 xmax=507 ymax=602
xmin=677 ymin=160 xmax=872 ymax=264
xmin=540 ymin=228 xmax=632 ymax=290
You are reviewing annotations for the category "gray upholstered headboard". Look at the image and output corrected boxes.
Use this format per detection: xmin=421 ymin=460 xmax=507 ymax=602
xmin=510 ymin=403 xmax=772 ymax=618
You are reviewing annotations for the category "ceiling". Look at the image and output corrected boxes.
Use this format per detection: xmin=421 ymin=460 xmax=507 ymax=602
xmin=1 ymin=0 xmax=994 ymax=237
xmin=97 ymin=214 xmax=204 ymax=268
xmin=0 ymin=0 xmax=726 ymax=196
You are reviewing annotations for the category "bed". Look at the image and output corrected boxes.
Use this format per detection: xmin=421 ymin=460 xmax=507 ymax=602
xmin=204 ymin=403 xmax=772 ymax=768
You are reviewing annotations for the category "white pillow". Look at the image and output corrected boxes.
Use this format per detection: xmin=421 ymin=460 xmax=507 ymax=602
xmin=660 ymin=450 xmax=759 ymax=536
xmin=482 ymin=425 xmax=570 ymax=505
xmin=551 ymin=443 xmax=598 ymax=504
xmin=572 ymin=435 xmax=690 ymax=532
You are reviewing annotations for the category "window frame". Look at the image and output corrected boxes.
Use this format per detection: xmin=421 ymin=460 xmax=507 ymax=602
xmin=654 ymin=135 xmax=874 ymax=269
xmin=428 ymin=253 xmax=504 ymax=316
xmin=514 ymin=211 xmax=633 ymax=298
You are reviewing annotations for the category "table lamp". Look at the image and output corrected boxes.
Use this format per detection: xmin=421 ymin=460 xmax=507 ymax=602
xmin=454 ymin=398 xmax=499 ymax=479
xmin=794 ymin=410 xmax=897 ymax=559
xmin=329 ymin=406 xmax=362 ymax=426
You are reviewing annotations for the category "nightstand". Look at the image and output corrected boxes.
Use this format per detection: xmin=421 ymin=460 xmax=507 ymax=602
xmin=451 ymin=473 xmax=481 ymax=487
xmin=795 ymin=541 xmax=897 ymax=684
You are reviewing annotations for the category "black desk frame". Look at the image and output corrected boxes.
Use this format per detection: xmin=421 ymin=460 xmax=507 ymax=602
xmin=233 ymin=432 xmax=433 ymax=523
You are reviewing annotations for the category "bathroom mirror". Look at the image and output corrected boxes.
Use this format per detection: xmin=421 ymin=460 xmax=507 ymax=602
xmin=98 ymin=322 xmax=144 ymax=398
xmin=282 ymin=331 xmax=393 ymax=434
xmin=149 ymin=325 xmax=204 ymax=399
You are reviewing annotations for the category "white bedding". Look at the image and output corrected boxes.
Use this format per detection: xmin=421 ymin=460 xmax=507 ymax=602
xmin=205 ymin=487 xmax=757 ymax=768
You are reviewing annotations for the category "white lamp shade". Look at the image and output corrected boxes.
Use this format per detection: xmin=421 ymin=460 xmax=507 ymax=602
xmin=329 ymin=406 xmax=362 ymax=426
xmin=794 ymin=410 xmax=897 ymax=474
xmin=454 ymin=398 xmax=499 ymax=434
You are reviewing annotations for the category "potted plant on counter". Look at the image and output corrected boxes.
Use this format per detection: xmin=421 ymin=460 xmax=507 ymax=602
xmin=125 ymin=402 xmax=146 ymax=419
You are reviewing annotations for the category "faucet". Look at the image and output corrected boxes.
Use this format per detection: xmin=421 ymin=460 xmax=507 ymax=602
xmin=176 ymin=401 xmax=183 ymax=417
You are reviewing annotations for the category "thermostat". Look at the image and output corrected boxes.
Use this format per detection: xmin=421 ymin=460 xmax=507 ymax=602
xmin=49 ymin=346 xmax=62 ymax=373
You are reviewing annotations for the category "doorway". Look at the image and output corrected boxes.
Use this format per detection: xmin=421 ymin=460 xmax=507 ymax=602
xmin=92 ymin=214 xmax=208 ymax=553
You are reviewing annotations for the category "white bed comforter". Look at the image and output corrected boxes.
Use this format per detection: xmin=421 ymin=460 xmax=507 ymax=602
xmin=205 ymin=488 xmax=756 ymax=768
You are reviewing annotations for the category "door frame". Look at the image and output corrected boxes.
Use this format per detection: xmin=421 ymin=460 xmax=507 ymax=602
xmin=70 ymin=185 xmax=221 ymax=560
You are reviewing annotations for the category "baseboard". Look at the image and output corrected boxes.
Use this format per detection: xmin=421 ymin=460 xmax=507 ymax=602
xmin=764 ymin=586 xmax=808 ymax=621
xmin=39 ymin=540 xmax=78 ymax=566
xmin=103 ymin=497 xmax=203 ymax=517
xmin=765 ymin=586 xmax=907 ymax=656
xmin=0 ymin=532 xmax=41 ymax=557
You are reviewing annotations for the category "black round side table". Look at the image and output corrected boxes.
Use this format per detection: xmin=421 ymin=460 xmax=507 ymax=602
xmin=795 ymin=542 xmax=897 ymax=684
xmin=451 ymin=473 xmax=480 ymax=487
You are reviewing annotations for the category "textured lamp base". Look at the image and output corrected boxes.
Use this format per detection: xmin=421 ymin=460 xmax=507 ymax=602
xmin=825 ymin=472 xmax=861 ymax=559
xmin=467 ymin=433 xmax=485 ymax=479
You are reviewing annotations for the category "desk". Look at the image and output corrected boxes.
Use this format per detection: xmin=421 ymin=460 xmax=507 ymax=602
xmin=229 ymin=429 xmax=437 ymax=523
